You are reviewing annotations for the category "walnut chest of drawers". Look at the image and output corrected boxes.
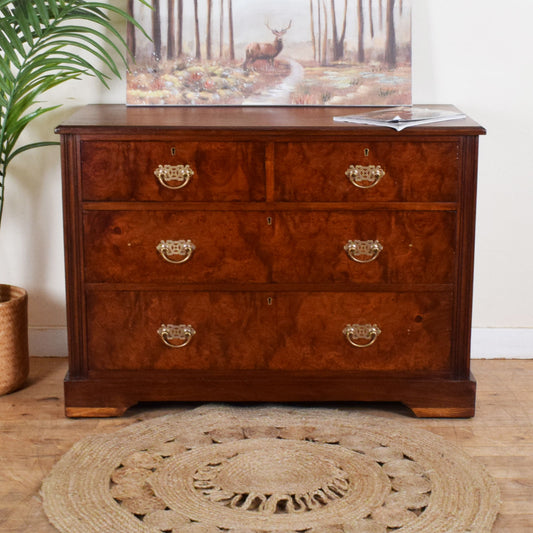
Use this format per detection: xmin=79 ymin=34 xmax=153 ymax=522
xmin=57 ymin=105 xmax=485 ymax=417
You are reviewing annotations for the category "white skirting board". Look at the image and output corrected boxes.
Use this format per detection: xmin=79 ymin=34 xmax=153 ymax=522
xmin=29 ymin=327 xmax=533 ymax=359
xmin=29 ymin=327 xmax=69 ymax=357
xmin=470 ymin=328 xmax=533 ymax=359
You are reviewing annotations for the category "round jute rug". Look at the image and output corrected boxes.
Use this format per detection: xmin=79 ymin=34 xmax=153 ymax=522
xmin=41 ymin=405 xmax=500 ymax=533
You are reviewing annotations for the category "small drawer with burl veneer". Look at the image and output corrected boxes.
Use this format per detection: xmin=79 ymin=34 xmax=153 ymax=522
xmin=85 ymin=291 xmax=277 ymax=371
xmin=80 ymin=141 xmax=266 ymax=202
xmin=267 ymin=291 xmax=453 ymax=373
xmin=82 ymin=211 xmax=274 ymax=284
xmin=274 ymin=141 xmax=460 ymax=202
xmin=270 ymin=210 xmax=456 ymax=284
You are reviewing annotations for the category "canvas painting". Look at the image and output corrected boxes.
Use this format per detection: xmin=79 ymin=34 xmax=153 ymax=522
xmin=127 ymin=0 xmax=411 ymax=106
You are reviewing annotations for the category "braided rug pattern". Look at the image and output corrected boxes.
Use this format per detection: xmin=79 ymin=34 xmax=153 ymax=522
xmin=41 ymin=405 xmax=500 ymax=532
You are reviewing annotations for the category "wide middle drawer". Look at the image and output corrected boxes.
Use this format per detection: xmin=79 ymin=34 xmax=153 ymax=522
xmin=83 ymin=210 xmax=456 ymax=284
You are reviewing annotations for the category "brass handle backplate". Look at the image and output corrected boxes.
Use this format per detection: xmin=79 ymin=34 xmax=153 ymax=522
xmin=344 ymin=240 xmax=383 ymax=263
xmin=157 ymin=324 xmax=196 ymax=348
xmin=345 ymin=164 xmax=385 ymax=189
xmin=343 ymin=324 xmax=381 ymax=348
xmin=156 ymin=239 xmax=196 ymax=264
xmin=154 ymin=164 xmax=194 ymax=189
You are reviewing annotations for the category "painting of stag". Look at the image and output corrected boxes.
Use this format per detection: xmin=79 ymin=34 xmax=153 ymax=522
xmin=127 ymin=0 xmax=411 ymax=106
xmin=243 ymin=21 xmax=292 ymax=71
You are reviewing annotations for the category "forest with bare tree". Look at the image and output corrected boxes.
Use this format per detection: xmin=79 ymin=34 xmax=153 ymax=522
xmin=150 ymin=0 xmax=236 ymax=62
xmin=307 ymin=0 xmax=400 ymax=66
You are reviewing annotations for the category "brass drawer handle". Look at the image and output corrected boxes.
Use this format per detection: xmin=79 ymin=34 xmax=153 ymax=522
xmin=343 ymin=324 xmax=381 ymax=348
xmin=344 ymin=240 xmax=383 ymax=263
xmin=156 ymin=239 xmax=196 ymax=264
xmin=154 ymin=164 xmax=194 ymax=189
xmin=345 ymin=164 xmax=385 ymax=189
xmin=157 ymin=324 xmax=196 ymax=348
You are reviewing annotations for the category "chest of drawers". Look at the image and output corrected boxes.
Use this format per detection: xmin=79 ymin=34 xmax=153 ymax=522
xmin=57 ymin=105 xmax=485 ymax=417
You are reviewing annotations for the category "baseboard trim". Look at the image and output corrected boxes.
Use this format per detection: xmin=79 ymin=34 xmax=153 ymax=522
xmin=29 ymin=327 xmax=68 ymax=357
xmin=470 ymin=327 xmax=533 ymax=359
xmin=29 ymin=327 xmax=533 ymax=359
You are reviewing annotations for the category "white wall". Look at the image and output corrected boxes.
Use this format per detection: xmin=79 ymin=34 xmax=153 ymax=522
xmin=412 ymin=0 xmax=533 ymax=357
xmin=0 ymin=0 xmax=532 ymax=357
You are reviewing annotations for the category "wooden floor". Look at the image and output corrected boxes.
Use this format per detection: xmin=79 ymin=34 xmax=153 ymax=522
xmin=0 ymin=358 xmax=532 ymax=532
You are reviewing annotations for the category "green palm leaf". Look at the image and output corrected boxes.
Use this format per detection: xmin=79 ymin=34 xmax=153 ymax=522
xmin=0 ymin=0 xmax=151 ymax=229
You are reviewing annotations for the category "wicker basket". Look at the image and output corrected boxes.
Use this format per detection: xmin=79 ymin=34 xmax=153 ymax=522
xmin=0 ymin=285 xmax=29 ymax=396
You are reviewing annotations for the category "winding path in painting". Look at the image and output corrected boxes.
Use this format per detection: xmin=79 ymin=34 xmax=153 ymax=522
xmin=244 ymin=58 xmax=304 ymax=105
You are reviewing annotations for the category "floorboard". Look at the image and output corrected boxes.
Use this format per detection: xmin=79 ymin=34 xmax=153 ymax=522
xmin=0 ymin=358 xmax=532 ymax=531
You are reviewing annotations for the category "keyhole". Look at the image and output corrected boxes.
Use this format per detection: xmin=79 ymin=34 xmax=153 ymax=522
xmin=171 ymin=147 xmax=176 ymax=156
xmin=267 ymin=297 xmax=273 ymax=305
xmin=267 ymin=216 xmax=273 ymax=226
xmin=364 ymin=148 xmax=370 ymax=157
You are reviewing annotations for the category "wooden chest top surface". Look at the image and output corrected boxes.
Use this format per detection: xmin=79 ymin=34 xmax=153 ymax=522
xmin=56 ymin=104 xmax=485 ymax=136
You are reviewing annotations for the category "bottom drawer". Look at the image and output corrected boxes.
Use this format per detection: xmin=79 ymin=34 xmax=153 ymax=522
xmin=271 ymin=292 xmax=452 ymax=372
xmin=86 ymin=291 xmax=453 ymax=372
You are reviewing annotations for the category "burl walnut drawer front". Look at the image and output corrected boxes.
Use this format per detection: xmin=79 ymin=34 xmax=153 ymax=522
xmin=272 ymin=211 xmax=456 ymax=284
xmin=86 ymin=291 xmax=452 ymax=372
xmin=83 ymin=210 xmax=455 ymax=284
xmin=269 ymin=292 xmax=453 ymax=372
xmin=83 ymin=211 xmax=272 ymax=283
xmin=86 ymin=291 xmax=275 ymax=371
xmin=274 ymin=141 xmax=460 ymax=202
xmin=80 ymin=141 xmax=266 ymax=201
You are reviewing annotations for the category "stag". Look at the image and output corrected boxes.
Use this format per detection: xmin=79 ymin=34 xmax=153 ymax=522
xmin=243 ymin=21 xmax=292 ymax=71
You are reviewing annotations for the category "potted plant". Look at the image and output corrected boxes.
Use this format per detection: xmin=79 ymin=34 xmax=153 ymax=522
xmin=0 ymin=0 xmax=147 ymax=395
